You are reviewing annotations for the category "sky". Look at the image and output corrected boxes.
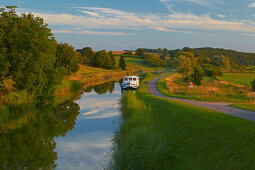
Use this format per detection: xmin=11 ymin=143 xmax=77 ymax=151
xmin=2 ymin=0 xmax=255 ymax=52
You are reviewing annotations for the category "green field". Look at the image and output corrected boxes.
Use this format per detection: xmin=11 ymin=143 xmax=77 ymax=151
xmin=221 ymin=72 xmax=255 ymax=86
xmin=110 ymin=72 xmax=255 ymax=169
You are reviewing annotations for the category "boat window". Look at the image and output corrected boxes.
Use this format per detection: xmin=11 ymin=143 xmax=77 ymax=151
xmin=124 ymin=78 xmax=128 ymax=81
xmin=129 ymin=78 xmax=132 ymax=81
xmin=133 ymin=78 xmax=136 ymax=81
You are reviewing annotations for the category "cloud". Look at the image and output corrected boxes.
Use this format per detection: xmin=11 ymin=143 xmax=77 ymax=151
xmin=217 ymin=14 xmax=226 ymax=18
xmin=243 ymin=33 xmax=255 ymax=37
xmin=53 ymin=29 xmax=136 ymax=35
xmin=79 ymin=10 xmax=101 ymax=17
xmin=29 ymin=7 xmax=255 ymax=35
xmin=249 ymin=2 xmax=255 ymax=7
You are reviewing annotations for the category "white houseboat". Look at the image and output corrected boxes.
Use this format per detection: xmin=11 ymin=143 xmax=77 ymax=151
xmin=121 ymin=76 xmax=139 ymax=90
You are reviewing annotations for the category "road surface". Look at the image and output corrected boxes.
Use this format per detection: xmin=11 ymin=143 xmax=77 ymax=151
xmin=147 ymin=72 xmax=255 ymax=122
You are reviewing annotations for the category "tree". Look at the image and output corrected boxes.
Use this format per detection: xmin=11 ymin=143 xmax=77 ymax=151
xmin=211 ymin=55 xmax=231 ymax=71
xmin=160 ymin=48 xmax=168 ymax=59
xmin=0 ymin=6 xmax=60 ymax=97
xmin=191 ymin=65 xmax=205 ymax=86
xmin=124 ymin=51 xmax=133 ymax=55
xmin=91 ymin=50 xmax=112 ymax=69
xmin=252 ymin=79 xmax=255 ymax=91
xmin=55 ymin=43 xmax=81 ymax=75
xmin=176 ymin=55 xmax=193 ymax=76
xmin=135 ymin=48 xmax=146 ymax=57
xmin=109 ymin=51 xmax=116 ymax=69
xmin=119 ymin=56 xmax=127 ymax=70
xmin=76 ymin=47 xmax=94 ymax=65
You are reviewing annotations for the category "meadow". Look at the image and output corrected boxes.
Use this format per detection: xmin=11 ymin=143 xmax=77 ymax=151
xmin=221 ymin=72 xmax=255 ymax=87
xmin=157 ymin=72 xmax=255 ymax=104
xmin=110 ymin=72 xmax=255 ymax=169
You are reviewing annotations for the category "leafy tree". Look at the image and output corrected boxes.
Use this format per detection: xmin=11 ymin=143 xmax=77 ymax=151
xmin=124 ymin=51 xmax=133 ymax=55
xmin=252 ymin=79 xmax=255 ymax=91
xmin=211 ymin=55 xmax=231 ymax=71
xmin=176 ymin=55 xmax=193 ymax=76
xmin=109 ymin=51 xmax=116 ymax=69
xmin=145 ymin=54 xmax=169 ymax=67
xmin=76 ymin=47 xmax=94 ymax=65
xmin=136 ymin=48 xmax=146 ymax=57
xmin=119 ymin=56 xmax=127 ymax=70
xmin=191 ymin=65 xmax=205 ymax=86
xmin=0 ymin=6 xmax=60 ymax=97
xmin=204 ymin=65 xmax=222 ymax=78
xmin=91 ymin=50 xmax=112 ymax=69
xmin=55 ymin=43 xmax=81 ymax=75
xmin=160 ymin=48 xmax=168 ymax=59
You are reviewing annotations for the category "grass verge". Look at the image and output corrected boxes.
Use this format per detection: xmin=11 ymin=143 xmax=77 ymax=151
xmin=230 ymin=104 xmax=255 ymax=112
xmin=111 ymin=72 xmax=255 ymax=169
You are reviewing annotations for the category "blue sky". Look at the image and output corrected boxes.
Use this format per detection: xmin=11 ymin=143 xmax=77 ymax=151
xmin=2 ymin=0 xmax=255 ymax=52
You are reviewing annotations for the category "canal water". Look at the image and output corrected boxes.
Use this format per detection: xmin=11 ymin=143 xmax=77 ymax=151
xmin=55 ymin=81 xmax=121 ymax=169
xmin=0 ymin=81 xmax=122 ymax=170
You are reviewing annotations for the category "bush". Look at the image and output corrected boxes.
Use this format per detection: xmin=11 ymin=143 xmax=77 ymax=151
xmin=252 ymin=79 xmax=255 ymax=91
xmin=204 ymin=65 xmax=222 ymax=78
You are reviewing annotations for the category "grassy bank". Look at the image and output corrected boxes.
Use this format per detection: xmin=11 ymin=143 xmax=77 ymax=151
xmin=111 ymin=72 xmax=255 ymax=169
xmin=157 ymin=72 xmax=254 ymax=103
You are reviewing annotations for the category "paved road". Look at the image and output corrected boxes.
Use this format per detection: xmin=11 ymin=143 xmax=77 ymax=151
xmin=147 ymin=72 xmax=255 ymax=122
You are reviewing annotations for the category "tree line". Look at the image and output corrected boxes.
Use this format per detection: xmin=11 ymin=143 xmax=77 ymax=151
xmin=76 ymin=47 xmax=127 ymax=70
xmin=0 ymin=6 xmax=126 ymax=100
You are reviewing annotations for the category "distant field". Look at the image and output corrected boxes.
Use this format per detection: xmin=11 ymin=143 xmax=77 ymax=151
xmin=221 ymin=73 xmax=255 ymax=86
xmin=115 ymin=55 xmax=156 ymax=72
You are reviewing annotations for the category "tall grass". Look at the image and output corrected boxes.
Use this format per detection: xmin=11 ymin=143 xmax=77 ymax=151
xmin=110 ymin=72 xmax=255 ymax=169
xmin=108 ymin=84 xmax=178 ymax=169
xmin=160 ymin=73 xmax=252 ymax=103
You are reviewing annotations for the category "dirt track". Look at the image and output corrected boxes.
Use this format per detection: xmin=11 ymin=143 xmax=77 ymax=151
xmin=147 ymin=72 xmax=255 ymax=122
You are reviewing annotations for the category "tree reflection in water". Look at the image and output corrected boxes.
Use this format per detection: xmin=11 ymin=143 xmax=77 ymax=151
xmin=0 ymin=99 xmax=80 ymax=169
xmin=85 ymin=81 xmax=115 ymax=95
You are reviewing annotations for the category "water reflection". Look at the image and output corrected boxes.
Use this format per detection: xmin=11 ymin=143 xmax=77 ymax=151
xmin=85 ymin=81 xmax=115 ymax=95
xmin=0 ymin=99 xmax=80 ymax=169
xmin=55 ymin=82 xmax=121 ymax=170
xmin=0 ymin=81 xmax=121 ymax=170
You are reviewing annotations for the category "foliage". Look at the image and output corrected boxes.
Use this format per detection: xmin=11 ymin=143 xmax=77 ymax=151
xmin=91 ymin=50 xmax=114 ymax=69
xmin=109 ymin=51 xmax=116 ymax=69
xmin=175 ymin=55 xmax=193 ymax=76
xmin=211 ymin=55 xmax=231 ymax=71
xmin=124 ymin=51 xmax=133 ymax=55
xmin=135 ymin=48 xmax=146 ymax=57
xmin=55 ymin=43 xmax=81 ymax=75
xmin=169 ymin=47 xmax=255 ymax=67
xmin=119 ymin=56 xmax=127 ymax=70
xmin=76 ymin=47 xmax=94 ymax=65
xmin=0 ymin=6 xmax=63 ymax=98
xmin=204 ymin=65 xmax=222 ymax=78
xmin=252 ymin=79 xmax=255 ymax=91
xmin=145 ymin=54 xmax=169 ymax=67
xmin=191 ymin=65 xmax=205 ymax=86
xmin=0 ymin=77 xmax=15 ymax=92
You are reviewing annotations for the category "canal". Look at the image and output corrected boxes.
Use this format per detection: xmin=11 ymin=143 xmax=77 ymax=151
xmin=0 ymin=81 xmax=122 ymax=170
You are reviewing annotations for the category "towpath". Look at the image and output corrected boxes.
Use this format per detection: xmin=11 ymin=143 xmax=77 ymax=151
xmin=147 ymin=72 xmax=255 ymax=121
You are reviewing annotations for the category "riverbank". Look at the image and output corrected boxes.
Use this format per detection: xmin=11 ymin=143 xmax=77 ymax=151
xmin=111 ymin=72 xmax=255 ymax=169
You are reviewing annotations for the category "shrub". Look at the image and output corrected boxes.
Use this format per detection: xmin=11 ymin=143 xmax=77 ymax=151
xmin=252 ymin=79 xmax=255 ymax=91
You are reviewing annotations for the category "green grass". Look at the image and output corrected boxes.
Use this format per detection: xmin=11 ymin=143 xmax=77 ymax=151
xmin=221 ymin=72 xmax=255 ymax=86
xmin=157 ymin=74 xmax=250 ymax=103
xmin=111 ymin=72 xmax=255 ymax=169
xmin=230 ymin=104 xmax=255 ymax=112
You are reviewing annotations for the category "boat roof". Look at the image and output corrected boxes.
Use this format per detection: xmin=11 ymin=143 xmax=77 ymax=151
xmin=124 ymin=76 xmax=139 ymax=78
